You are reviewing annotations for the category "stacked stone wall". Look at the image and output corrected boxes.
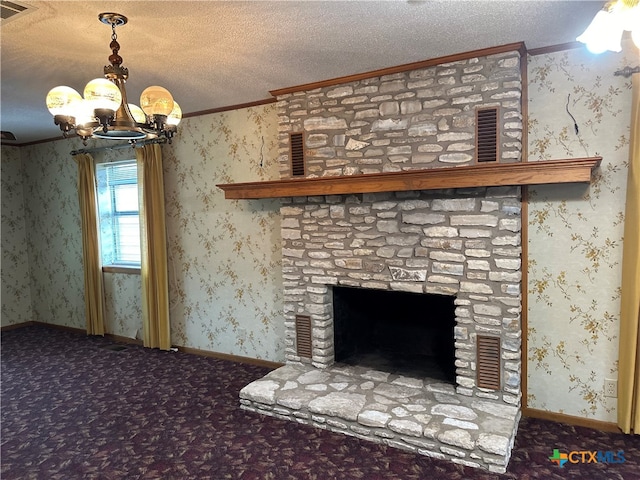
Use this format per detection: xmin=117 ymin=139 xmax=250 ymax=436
xmin=281 ymin=187 xmax=522 ymax=404
xmin=276 ymin=48 xmax=524 ymax=403
xmin=275 ymin=50 xmax=523 ymax=178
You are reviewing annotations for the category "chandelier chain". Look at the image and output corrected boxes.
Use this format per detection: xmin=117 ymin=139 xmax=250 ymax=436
xmin=108 ymin=21 xmax=122 ymax=67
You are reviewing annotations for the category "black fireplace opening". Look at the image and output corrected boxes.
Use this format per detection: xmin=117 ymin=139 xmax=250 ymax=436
xmin=333 ymin=286 xmax=456 ymax=383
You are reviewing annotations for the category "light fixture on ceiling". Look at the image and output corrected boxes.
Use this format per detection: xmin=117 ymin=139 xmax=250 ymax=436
xmin=576 ymin=0 xmax=640 ymax=54
xmin=45 ymin=12 xmax=182 ymax=145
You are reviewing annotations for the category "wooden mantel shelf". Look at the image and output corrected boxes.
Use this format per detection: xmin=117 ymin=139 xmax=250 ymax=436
xmin=217 ymin=157 xmax=602 ymax=200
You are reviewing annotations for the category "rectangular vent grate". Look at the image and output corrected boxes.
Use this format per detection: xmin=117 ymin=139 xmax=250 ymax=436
xmin=476 ymin=107 xmax=499 ymax=163
xmin=290 ymin=132 xmax=305 ymax=177
xmin=295 ymin=315 xmax=312 ymax=359
xmin=477 ymin=335 xmax=501 ymax=390
xmin=1 ymin=1 xmax=31 ymax=22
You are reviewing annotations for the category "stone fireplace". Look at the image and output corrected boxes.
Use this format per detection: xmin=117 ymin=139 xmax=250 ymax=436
xmin=278 ymin=187 xmax=522 ymax=402
xmin=239 ymin=44 xmax=524 ymax=473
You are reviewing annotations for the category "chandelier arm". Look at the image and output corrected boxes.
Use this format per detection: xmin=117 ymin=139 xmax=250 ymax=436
xmin=53 ymin=115 xmax=76 ymax=136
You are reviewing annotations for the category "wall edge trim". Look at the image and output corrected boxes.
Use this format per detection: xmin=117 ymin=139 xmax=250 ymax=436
xmin=523 ymin=407 xmax=622 ymax=433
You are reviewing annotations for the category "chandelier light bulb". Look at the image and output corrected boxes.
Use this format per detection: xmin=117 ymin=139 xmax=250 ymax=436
xmin=74 ymin=99 xmax=96 ymax=127
xmin=166 ymin=101 xmax=182 ymax=126
xmin=84 ymin=78 xmax=122 ymax=112
xmin=46 ymin=86 xmax=82 ymax=116
xmin=140 ymin=86 xmax=174 ymax=117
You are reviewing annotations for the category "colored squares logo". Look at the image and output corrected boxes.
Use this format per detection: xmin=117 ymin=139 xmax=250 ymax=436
xmin=550 ymin=449 xmax=569 ymax=467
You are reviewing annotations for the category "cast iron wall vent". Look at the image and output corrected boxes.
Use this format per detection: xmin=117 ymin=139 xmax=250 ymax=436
xmin=476 ymin=107 xmax=499 ymax=163
xmin=476 ymin=334 xmax=501 ymax=390
xmin=290 ymin=132 xmax=305 ymax=177
xmin=295 ymin=314 xmax=312 ymax=359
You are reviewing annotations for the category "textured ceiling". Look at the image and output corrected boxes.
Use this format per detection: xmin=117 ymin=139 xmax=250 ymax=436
xmin=0 ymin=1 xmax=605 ymax=145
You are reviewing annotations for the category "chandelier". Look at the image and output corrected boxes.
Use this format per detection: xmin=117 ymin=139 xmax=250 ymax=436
xmin=45 ymin=12 xmax=181 ymax=145
xmin=577 ymin=0 xmax=640 ymax=53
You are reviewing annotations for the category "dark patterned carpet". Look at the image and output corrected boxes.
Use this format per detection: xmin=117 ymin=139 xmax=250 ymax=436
xmin=2 ymin=326 xmax=639 ymax=480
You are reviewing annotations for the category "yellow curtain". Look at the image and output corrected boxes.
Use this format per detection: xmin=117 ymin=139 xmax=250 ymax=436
xmin=618 ymin=72 xmax=640 ymax=434
xmin=73 ymin=153 xmax=105 ymax=336
xmin=136 ymin=144 xmax=171 ymax=350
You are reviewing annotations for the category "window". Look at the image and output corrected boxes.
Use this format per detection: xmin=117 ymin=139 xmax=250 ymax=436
xmin=96 ymin=160 xmax=141 ymax=267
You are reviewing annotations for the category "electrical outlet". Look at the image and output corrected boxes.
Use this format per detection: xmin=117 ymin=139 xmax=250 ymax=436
xmin=604 ymin=378 xmax=617 ymax=398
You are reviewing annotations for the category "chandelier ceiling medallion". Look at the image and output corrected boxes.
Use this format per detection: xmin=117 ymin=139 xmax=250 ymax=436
xmin=45 ymin=12 xmax=181 ymax=145
xmin=577 ymin=0 xmax=640 ymax=53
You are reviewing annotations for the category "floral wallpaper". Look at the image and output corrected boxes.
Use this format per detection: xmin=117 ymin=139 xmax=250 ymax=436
xmin=19 ymin=139 xmax=86 ymax=329
xmin=102 ymin=272 xmax=142 ymax=339
xmin=1 ymin=146 xmax=32 ymax=326
xmin=527 ymin=40 xmax=635 ymax=422
xmin=163 ymin=105 xmax=284 ymax=361
xmin=2 ymin=103 xmax=283 ymax=362
xmin=2 ymin=136 xmax=145 ymax=334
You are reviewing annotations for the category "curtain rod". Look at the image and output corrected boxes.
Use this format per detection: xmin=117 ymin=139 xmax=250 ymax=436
xmin=70 ymin=137 xmax=167 ymax=156
xmin=614 ymin=66 xmax=640 ymax=78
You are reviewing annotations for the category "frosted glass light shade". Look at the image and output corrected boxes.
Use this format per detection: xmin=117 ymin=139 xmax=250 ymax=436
xmin=166 ymin=101 xmax=182 ymax=126
xmin=84 ymin=78 xmax=122 ymax=111
xmin=140 ymin=86 xmax=174 ymax=116
xmin=46 ymin=86 xmax=82 ymax=116
xmin=576 ymin=10 xmax=623 ymax=53
xmin=128 ymin=103 xmax=147 ymax=123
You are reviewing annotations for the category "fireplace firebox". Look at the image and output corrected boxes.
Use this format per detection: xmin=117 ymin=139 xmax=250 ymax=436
xmin=333 ymin=286 xmax=456 ymax=383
